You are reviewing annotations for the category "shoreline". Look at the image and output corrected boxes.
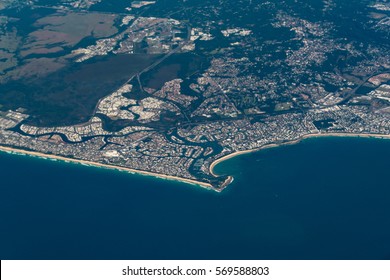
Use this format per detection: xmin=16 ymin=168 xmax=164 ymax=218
xmin=0 ymin=145 xmax=215 ymax=191
xmin=1 ymin=132 xmax=389 ymax=192
xmin=209 ymin=132 xmax=390 ymax=177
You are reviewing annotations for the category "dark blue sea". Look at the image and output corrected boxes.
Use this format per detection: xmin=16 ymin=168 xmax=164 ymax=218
xmin=1 ymin=137 xmax=390 ymax=260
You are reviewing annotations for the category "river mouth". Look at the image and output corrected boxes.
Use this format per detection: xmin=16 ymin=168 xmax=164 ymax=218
xmin=1 ymin=137 xmax=390 ymax=259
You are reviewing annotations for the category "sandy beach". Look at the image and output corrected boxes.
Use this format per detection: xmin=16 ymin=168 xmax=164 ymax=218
xmin=1 ymin=132 xmax=389 ymax=192
xmin=0 ymin=145 xmax=214 ymax=191
xmin=209 ymin=132 xmax=390 ymax=177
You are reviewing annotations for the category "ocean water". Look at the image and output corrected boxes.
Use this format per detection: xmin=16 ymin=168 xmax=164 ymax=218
xmin=1 ymin=137 xmax=390 ymax=260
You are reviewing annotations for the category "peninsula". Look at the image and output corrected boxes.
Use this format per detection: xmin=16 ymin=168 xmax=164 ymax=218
xmin=1 ymin=0 xmax=390 ymax=191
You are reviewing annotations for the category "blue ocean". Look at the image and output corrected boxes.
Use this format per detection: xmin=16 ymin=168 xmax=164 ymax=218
xmin=1 ymin=137 xmax=390 ymax=259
